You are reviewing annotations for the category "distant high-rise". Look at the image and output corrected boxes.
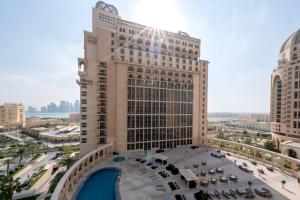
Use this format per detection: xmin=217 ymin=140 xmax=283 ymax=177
xmin=74 ymin=100 xmax=80 ymax=112
xmin=27 ymin=106 xmax=38 ymax=113
xmin=0 ymin=103 xmax=25 ymax=129
xmin=271 ymin=28 xmax=300 ymax=158
xmin=47 ymin=102 xmax=58 ymax=113
xmin=78 ymin=1 xmax=209 ymax=155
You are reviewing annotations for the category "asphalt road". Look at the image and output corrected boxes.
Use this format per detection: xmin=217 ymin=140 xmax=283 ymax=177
xmin=14 ymin=151 xmax=58 ymax=184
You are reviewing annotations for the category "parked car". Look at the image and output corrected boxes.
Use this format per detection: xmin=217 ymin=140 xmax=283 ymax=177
xmin=21 ymin=179 xmax=31 ymax=188
xmin=251 ymin=160 xmax=257 ymax=165
xmin=266 ymin=166 xmax=274 ymax=172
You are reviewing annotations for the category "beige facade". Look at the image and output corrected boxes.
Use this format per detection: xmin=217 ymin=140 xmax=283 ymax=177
xmin=271 ymin=28 xmax=300 ymax=158
xmin=0 ymin=103 xmax=25 ymax=129
xmin=78 ymin=1 xmax=209 ymax=156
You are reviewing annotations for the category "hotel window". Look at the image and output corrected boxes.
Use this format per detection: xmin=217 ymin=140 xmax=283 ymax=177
xmin=111 ymin=32 xmax=115 ymax=38
xmin=100 ymin=130 xmax=105 ymax=136
xmin=111 ymin=40 xmax=114 ymax=45
xmin=121 ymin=56 xmax=124 ymax=61
xmin=81 ymin=107 xmax=87 ymax=112
xmin=111 ymin=48 xmax=114 ymax=53
xmin=81 ymin=138 xmax=87 ymax=143
xmin=127 ymin=130 xmax=135 ymax=142
xmin=81 ymin=130 xmax=87 ymax=135
xmin=121 ymin=48 xmax=124 ymax=54
xmin=81 ymin=123 xmax=87 ymax=128
xmin=130 ymin=50 xmax=134 ymax=55
xmin=138 ymin=58 xmax=142 ymax=64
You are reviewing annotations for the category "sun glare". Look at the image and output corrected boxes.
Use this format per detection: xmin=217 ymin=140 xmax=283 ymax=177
xmin=133 ymin=0 xmax=188 ymax=33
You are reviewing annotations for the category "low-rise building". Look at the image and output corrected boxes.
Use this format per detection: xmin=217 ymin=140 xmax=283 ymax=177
xmin=25 ymin=117 xmax=65 ymax=128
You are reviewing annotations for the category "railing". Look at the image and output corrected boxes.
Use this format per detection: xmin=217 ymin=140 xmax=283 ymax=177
xmin=209 ymin=138 xmax=300 ymax=178
xmin=51 ymin=143 xmax=113 ymax=200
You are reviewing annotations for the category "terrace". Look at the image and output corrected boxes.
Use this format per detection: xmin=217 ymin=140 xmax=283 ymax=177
xmin=52 ymin=144 xmax=300 ymax=200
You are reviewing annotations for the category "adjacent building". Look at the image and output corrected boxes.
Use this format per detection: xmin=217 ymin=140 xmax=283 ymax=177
xmin=0 ymin=103 xmax=25 ymax=129
xmin=78 ymin=1 xmax=209 ymax=155
xmin=271 ymin=28 xmax=300 ymax=158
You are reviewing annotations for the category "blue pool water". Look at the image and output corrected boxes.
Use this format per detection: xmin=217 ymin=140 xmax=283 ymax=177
xmin=76 ymin=168 xmax=119 ymax=200
xmin=113 ymin=156 xmax=125 ymax=162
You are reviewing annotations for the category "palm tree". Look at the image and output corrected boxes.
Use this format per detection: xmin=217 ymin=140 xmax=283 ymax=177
xmin=4 ymin=158 xmax=13 ymax=176
xmin=17 ymin=147 xmax=25 ymax=166
xmin=20 ymin=134 xmax=26 ymax=145
xmin=0 ymin=175 xmax=21 ymax=200
xmin=60 ymin=156 xmax=74 ymax=170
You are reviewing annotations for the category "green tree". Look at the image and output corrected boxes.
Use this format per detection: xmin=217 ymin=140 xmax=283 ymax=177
xmin=0 ymin=175 xmax=21 ymax=200
xmin=60 ymin=156 xmax=75 ymax=170
xmin=244 ymin=137 xmax=252 ymax=145
xmin=217 ymin=132 xmax=225 ymax=139
xmin=16 ymin=147 xmax=25 ymax=166
xmin=48 ymin=172 xmax=65 ymax=193
xmin=20 ymin=134 xmax=26 ymax=145
xmin=263 ymin=140 xmax=279 ymax=152
xmin=4 ymin=158 xmax=13 ymax=176
xmin=296 ymin=164 xmax=300 ymax=171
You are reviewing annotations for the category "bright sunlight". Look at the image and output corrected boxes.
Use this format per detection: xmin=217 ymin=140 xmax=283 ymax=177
xmin=133 ymin=0 xmax=188 ymax=32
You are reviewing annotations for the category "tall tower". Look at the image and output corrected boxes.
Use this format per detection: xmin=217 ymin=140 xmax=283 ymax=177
xmin=271 ymin=28 xmax=300 ymax=158
xmin=78 ymin=1 xmax=209 ymax=156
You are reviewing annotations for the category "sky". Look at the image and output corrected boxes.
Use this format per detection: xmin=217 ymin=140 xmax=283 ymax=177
xmin=0 ymin=0 xmax=299 ymax=112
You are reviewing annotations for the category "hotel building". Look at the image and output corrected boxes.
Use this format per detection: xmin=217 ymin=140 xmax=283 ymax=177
xmin=78 ymin=1 xmax=209 ymax=156
xmin=271 ymin=28 xmax=300 ymax=158
xmin=0 ymin=103 xmax=25 ymax=129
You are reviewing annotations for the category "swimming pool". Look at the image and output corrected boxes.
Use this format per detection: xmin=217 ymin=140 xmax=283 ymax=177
xmin=75 ymin=168 xmax=121 ymax=200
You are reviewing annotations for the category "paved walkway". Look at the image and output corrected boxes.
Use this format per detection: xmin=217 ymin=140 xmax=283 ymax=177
xmin=225 ymin=151 xmax=300 ymax=200
xmin=32 ymin=162 xmax=57 ymax=193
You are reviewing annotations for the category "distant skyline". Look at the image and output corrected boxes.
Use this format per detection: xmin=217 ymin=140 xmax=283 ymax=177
xmin=0 ymin=0 xmax=300 ymax=112
xmin=27 ymin=100 xmax=80 ymax=113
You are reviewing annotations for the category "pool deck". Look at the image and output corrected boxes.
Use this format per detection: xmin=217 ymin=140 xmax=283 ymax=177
xmin=79 ymin=146 xmax=300 ymax=200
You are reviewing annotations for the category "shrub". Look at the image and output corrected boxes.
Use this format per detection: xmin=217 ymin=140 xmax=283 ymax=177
xmin=283 ymin=161 xmax=292 ymax=169
xmin=265 ymin=156 xmax=272 ymax=161
xmin=48 ymin=172 xmax=65 ymax=193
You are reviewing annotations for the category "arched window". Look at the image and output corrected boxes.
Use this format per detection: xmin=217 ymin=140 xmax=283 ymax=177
xmin=137 ymin=68 xmax=143 ymax=73
xmin=137 ymin=38 xmax=143 ymax=44
xmin=119 ymin=35 xmax=126 ymax=41
xmin=128 ymin=66 xmax=135 ymax=72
